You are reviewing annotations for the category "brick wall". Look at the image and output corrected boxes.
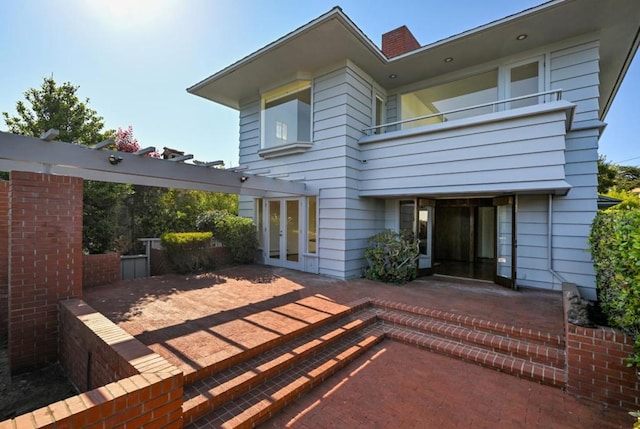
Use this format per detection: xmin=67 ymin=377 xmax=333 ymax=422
xmin=0 ymin=298 xmax=184 ymax=428
xmin=563 ymin=283 xmax=640 ymax=411
xmin=0 ymin=181 xmax=8 ymax=340
xmin=381 ymin=25 xmax=420 ymax=58
xmin=83 ymin=253 xmax=120 ymax=288
xmin=8 ymin=171 xmax=84 ymax=373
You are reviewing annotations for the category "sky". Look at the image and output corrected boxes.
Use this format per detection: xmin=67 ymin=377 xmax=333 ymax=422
xmin=0 ymin=0 xmax=638 ymax=168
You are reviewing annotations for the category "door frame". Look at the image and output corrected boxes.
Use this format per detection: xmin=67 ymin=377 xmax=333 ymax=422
xmin=264 ymin=197 xmax=304 ymax=270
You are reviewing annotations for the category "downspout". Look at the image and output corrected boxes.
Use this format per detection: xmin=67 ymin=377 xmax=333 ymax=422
xmin=548 ymin=194 xmax=568 ymax=289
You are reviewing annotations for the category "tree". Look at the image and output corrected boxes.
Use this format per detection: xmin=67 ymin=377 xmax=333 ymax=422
xmin=616 ymin=165 xmax=640 ymax=192
xmin=597 ymin=155 xmax=618 ymax=194
xmin=2 ymin=77 xmax=129 ymax=253
xmin=3 ymin=77 xmax=105 ymax=145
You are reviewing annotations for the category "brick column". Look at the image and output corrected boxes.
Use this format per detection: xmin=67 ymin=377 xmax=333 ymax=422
xmin=8 ymin=171 xmax=83 ymax=373
xmin=0 ymin=181 xmax=8 ymax=340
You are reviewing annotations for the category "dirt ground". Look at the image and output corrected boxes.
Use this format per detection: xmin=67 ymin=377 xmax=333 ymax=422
xmin=0 ymin=339 xmax=77 ymax=421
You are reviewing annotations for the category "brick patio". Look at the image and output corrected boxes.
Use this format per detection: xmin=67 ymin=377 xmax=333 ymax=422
xmin=83 ymin=265 xmax=634 ymax=428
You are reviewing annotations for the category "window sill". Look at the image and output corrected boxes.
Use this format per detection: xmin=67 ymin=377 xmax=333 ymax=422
xmin=258 ymin=142 xmax=312 ymax=159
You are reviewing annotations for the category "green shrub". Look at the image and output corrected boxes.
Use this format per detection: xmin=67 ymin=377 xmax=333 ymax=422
xmin=196 ymin=210 xmax=258 ymax=264
xmin=161 ymin=232 xmax=213 ymax=273
xmin=364 ymin=229 xmax=419 ymax=284
xmin=589 ymin=209 xmax=640 ymax=366
xmin=630 ymin=410 xmax=640 ymax=429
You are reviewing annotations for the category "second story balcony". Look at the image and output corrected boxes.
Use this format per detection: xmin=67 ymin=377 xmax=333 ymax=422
xmin=358 ymin=90 xmax=575 ymax=198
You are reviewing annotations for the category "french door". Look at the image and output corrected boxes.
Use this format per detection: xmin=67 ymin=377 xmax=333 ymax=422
xmin=266 ymin=198 xmax=302 ymax=269
xmin=494 ymin=196 xmax=516 ymax=289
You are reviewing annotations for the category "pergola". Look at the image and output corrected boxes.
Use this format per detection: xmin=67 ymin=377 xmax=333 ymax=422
xmin=0 ymin=129 xmax=314 ymax=374
xmin=0 ymin=130 xmax=313 ymax=197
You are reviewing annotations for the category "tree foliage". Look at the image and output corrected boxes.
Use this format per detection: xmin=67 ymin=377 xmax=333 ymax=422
xmin=597 ymin=155 xmax=618 ymax=194
xmin=603 ymin=187 xmax=640 ymax=211
xmin=3 ymin=77 xmax=105 ymax=145
xmin=196 ymin=210 xmax=257 ymax=264
xmin=2 ymin=77 xmax=128 ymax=253
xmin=598 ymin=155 xmax=640 ymax=194
xmin=3 ymin=77 xmax=238 ymax=255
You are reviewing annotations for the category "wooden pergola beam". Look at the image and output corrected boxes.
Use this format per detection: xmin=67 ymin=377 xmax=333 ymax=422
xmin=0 ymin=131 xmax=312 ymax=197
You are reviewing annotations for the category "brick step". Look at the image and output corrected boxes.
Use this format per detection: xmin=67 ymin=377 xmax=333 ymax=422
xmin=184 ymin=301 xmax=360 ymax=385
xmin=384 ymin=324 xmax=566 ymax=388
xmin=185 ymin=325 xmax=385 ymax=429
xmin=372 ymin=299 xmax=565 ymax=348
xmin=182 ymin=309 xmax=379 ymax=426
xmin=377 ymin=308 xmax=565 ymax=369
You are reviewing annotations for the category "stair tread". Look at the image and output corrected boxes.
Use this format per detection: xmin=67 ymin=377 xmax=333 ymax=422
xmin=384 ymin=324 xmax=566 ymax=387
xmin=183 ymin=309 xmax=378 ymax=422
xmin=185 ymin=325 xmax=385 ymax=429
xmin=183 ymin=301 xmax=363 ymax=385
xmin=372 ymin=299 xmax=565 ymax=347
xmin=377 ymin=308 xmax=565 ymax=367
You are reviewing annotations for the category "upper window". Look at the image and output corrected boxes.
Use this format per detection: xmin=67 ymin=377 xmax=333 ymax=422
xmin=506 ymin=60 xmax=541 ymax=109
xmin=398 ymin=58 xmax=544 ymax=131
xmin=262 ymin=81 xmax=311 ymax=149
xmin=400 ymin=70 xmax=498 ymax=129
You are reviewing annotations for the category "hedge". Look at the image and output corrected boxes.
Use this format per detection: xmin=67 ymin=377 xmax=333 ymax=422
xmin=196 ymin=210 xmax=258 ymax=264
xmin=589 ymin=209 xmax=640 ymax=366
xmin=161 ymin=232 xmax=213 ymax=273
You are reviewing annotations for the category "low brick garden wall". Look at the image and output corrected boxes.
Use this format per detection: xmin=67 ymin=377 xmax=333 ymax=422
xmin=83 ymin=253 xmax=121 ymax=288
xmin=563 ymin=283 xmax=639 ymax=411
xmin=0 ymin=299 xmax=184 ymax=428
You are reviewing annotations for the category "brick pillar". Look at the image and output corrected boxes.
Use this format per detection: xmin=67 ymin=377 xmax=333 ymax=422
xmin=0 ymin=181 xmax=8 ymax=340
xmin=8 ymin=171 xmax=83 ymax=373
xmin=382 ymin=25 xmax=420 ymax=58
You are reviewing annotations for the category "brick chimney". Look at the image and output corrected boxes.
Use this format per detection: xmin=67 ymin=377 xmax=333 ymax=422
xmin=382 ymin=25 xmax=420 ymax=59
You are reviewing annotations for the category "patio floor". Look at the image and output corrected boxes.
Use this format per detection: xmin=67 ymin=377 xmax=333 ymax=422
xmin=83 ymin=265 xmax=633 ymax=428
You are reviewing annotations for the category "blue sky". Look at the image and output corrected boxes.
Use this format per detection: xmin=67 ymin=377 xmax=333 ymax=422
xmin=1 ymin=0 xmax=638 ymax=167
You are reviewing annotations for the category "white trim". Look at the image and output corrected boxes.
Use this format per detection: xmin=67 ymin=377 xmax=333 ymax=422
xmin=258 ymin=142 xmax=313 ymax=158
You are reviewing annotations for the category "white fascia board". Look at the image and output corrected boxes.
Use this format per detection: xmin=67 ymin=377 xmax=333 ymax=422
xmin=0 ymin=132 xmax=312 ymax=197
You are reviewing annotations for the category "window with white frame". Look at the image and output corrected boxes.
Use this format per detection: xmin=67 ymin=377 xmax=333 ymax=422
xmin=262 ymin=80 xmax=311 ymax=149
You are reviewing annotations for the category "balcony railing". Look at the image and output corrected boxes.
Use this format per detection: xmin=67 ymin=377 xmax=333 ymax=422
xmin=362 ymin=89 xmax=563 ymax=136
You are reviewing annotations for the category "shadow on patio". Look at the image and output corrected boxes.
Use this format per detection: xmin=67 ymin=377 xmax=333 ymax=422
xmin=84 ymin=265 xmax=563 ymax=380
xmin=83 ymin=265 xmax=633 ymax=428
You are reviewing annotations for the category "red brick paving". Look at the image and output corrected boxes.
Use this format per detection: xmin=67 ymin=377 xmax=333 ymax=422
xmin=262 ymin=341 xmax=632 ymax=429
xmin=83 ymin=265 xmax=632 ymax=428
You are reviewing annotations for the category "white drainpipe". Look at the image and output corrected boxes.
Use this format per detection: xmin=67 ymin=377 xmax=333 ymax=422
xmin=548 ymin=194 xmax=568 ymax=289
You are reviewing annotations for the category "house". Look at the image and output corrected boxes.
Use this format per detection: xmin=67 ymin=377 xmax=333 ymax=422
xmin=188 ymin=0 xmax=640 ymax=300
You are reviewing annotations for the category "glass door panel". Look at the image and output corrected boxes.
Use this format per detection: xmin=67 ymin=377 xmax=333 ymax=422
xmin=418 ymin=200 xmax=434 ymax=270
xmin=286 ymin=200 xmax=299 ymax=262
xmin=494 ymin=196 xmax=516 ymax=289
xmin=268 ymin=200 xmax=281 ymax=261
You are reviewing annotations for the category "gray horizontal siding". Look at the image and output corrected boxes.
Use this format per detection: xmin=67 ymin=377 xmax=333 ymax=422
xmin=550 ymin=41 xmax=600 ymax=128
xmin=236 ymin=64 xmax=385 ymax=279
xmin=359 ymin=108 xmax=568 ymax=196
